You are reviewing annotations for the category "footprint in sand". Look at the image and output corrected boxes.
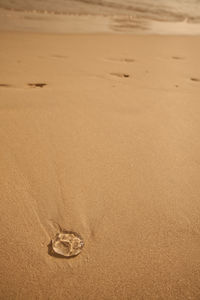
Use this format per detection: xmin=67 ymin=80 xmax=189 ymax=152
xmin=172 ymin=56 xmax=184 ymax=60
xmin=49 ymin=226 xmax=84 ymax=258
xmin=122 ymin=58 xmax=135 ymax=63
xmin=110 ymin=72 xmax=130 ymax=78
xmin=190 ymin=77 xmax=200 ymax=82
xmin=51 ymin=54 xmax=68 ymax=59
xmin=28 ymin=83 xmax=47 ymax=88
xmin=105 ymin=57 xmax=135 ymax=63
xmin=0 ymin=84 xmax=12 ymax=87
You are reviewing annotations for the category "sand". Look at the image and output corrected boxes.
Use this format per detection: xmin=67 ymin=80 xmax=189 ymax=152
xmin=2 ymin=8 xmax=200 ymax=35
xmin=0 ymin=32 xmax=200 ymax=299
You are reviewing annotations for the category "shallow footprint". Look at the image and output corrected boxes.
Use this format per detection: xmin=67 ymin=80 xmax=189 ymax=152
xmin=28 ymin=83 xmax=47 ymax=88
xmin=50 ymin=228 xmax=84 ymax=258
xmin=105 ymin=57 xmax=135 ymax=63
xmin=51 ymin=54 xmax=68 ymax=59
xmin=110 ymin=72 xmax=130 ymax=78
xmin=0 ymin=84 xmax=12 ymax=87
xmin=172 ymin=56 xmax=184 ymax=60
xmin=123 ymin=58 xmax=135 ymax=63
xmin=190 ymin=77 xmax=200 ymax=82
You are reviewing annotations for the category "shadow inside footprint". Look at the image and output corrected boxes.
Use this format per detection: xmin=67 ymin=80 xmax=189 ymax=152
xmin=0 ymin=84 xmax=12 ymax=87
xmin=28 ymin=83 xmax=47 ymax=88
xmin=190 ymin=77 xmax=200 ymax=82
xmin=52 ymin=54 xmax=68 ymax=59
xmin=110 ymin=72 xmax=130 ymax=78
xmin=172 ymin=56 xmax=184 ymax=60
xmin=123 ymin=58 xmax=135 ymax=63
xmin=106 ymin=57 xmax=135 ymax=63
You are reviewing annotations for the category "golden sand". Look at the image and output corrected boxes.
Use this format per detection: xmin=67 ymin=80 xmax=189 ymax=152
xmin=0 ymin=32 xmax=200 ymax=299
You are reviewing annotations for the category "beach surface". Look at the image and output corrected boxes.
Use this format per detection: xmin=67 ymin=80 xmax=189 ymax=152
xmin=1 ymin=31 xmax=200 ymax=299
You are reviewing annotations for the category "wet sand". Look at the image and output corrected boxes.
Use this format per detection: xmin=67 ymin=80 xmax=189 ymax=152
xmin=0 ymin=32 xmax=200 ymax=299
xmin=1 ymin=8 xmax=200 ymax=35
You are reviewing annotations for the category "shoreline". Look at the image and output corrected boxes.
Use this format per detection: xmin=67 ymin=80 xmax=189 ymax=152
xmin=1 ymin=8 xmax=200 ymax=35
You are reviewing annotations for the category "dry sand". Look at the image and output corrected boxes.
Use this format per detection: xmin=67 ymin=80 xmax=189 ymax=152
xmin=0 ymin=32 xmax=200 ymax=299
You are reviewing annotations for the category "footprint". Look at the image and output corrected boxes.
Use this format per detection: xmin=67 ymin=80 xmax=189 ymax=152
xmin=28 ymin=83 xmax=47 ymax=88
xmin=110 ymin=72 xmax=130 ymax=78
xmin=0 ymin=84 xmax=12 ymax=87
xmin=122 ymin=58 xmax=135 ymax=63
xmin=190 ymin=77 xmax=200 ymax=82
xmin=105 ymin=57 xmax=135 ymax=63
xmin=52 ymin=54 xmax=68 ymax=59
xmin=172 ymin=56 xmax=184 ymax=60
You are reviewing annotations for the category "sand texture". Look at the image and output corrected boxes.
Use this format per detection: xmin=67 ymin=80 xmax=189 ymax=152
xmin=2 ymin=8 xmax=200 ymax=35
xmin=0 ymin=32 xmax=200 ymax=299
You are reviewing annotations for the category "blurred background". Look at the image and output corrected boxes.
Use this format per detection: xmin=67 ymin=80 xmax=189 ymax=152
xmin=0 ymin=0 xmax=200 ymax=22
xmin=0 ymin=0 xmax=200 ymax=34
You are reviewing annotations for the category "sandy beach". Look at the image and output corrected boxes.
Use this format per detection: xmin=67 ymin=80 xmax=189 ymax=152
xmin=1 ymin=29 xmax=200 ymax=299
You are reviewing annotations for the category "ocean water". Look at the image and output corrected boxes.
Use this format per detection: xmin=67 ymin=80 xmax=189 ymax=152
xmin=0 ymin=0 xmax=200 ymax=22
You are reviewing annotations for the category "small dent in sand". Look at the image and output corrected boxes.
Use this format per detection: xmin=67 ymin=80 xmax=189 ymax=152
xmin=123 ymin=58 xmax=135 ymax=63
xmin=105 ymin=57 xmax=135 ymax=63
xmin=49 ymin=228 xmax=84 ymax=258
xmin=172 ymin=56 xmax=184 ymax=60
xmin=110 ymin=72 xmax=130 ymax=78
xmin=52 ymin=54 xmax=68 ymax=59
xmin=0 ymin=84 xmax=12 ymax=87
xmin=190 ymin=77 xmax=200 ymax=82
xmin=28 ymin=83 xmax=47 ymax=88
